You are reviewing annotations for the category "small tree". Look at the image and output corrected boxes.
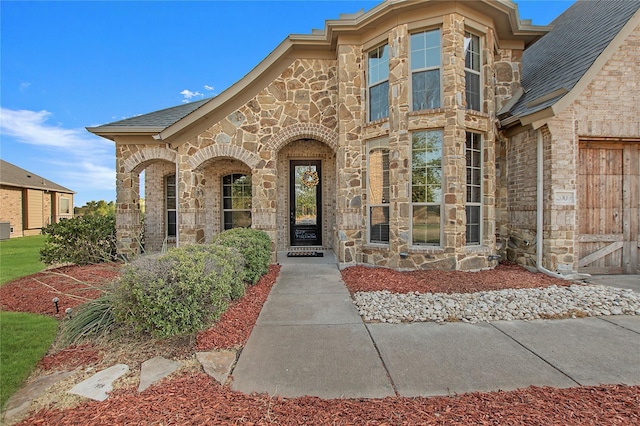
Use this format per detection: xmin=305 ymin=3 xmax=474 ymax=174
xmin=74 ymin=200 xmax=116 ymax=217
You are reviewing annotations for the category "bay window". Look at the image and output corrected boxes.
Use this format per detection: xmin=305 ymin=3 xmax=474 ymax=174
xmin=411 ymin=29 xmax=441 ymax=110
xmin=368 ymin=139 xmax=390 ymax=244
xmin=411 ymin=130 xmax=443 ymax=246
xmin=464 ymin=32 xmax=481 ymax=111
xmin=465 ymin=132 xmax=482 ymax=245
xmin=368 ymin=44 xmax=389 ymax=121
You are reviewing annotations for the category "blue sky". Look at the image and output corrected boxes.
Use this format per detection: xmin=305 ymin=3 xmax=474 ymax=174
xmin=1 ymin=0 xmax=575 ymax=206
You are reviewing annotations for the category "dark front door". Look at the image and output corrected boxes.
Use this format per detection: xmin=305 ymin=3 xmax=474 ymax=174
xmin=290 ymin=160 xmax=322 ymax=246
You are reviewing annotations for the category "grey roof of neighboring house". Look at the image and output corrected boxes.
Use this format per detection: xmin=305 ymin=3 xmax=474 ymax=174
xmin=94 ymin=97 xmax=212 ymax=129
xmin=506 ymin=0 xmax=640 ymax=121
xmin=0 ymin=159 xmax=74 ymax=193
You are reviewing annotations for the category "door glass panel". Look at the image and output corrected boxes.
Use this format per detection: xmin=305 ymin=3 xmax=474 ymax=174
xmin=294 ymin=165 xmax=317 ymax=226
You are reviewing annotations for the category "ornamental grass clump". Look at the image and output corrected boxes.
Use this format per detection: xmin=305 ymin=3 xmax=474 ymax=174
xmin=63 ymin=292 xmax=117 ymax=344
xmin=214 ymin=228 xmax=271 ymax=285
xmin=114 ymin=244 xmax=244 ymax=339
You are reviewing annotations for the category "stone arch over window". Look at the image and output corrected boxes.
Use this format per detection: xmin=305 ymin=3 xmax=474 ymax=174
xmin=190 ymin=145 xmax=260 ymax=171
xmin=123 ymin=147 xmax=177 ymax=174
xmin=267 ymin=123 xmax=338 ymax=153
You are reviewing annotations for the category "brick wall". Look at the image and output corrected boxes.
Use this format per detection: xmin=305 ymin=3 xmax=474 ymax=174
xmin=501 ymin=23 xmax=640 ymax=272
xmin=0 ymin=186 xmax=23 ymax=237
xmin=144 ymin=161 xmax=176 ymax=252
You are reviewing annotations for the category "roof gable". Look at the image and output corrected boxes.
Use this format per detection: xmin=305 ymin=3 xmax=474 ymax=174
xmin=504 ymin=0 xmax=640 ymax=126
xmin=0 ymin=159 xmax=74 ymax=193
xmin=89 ymin=0 xmax=550 ymax=145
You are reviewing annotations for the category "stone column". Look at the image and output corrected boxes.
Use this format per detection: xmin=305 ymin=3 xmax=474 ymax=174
xmin=115 ymin=170 xmax=142 ymax=257
xmin=388 ymin=24 xmax=411 ymax=267
xmin=251 ymin=155 xmax=278 ymax=259
xmin=441 ymin=13 xmax=468 ymax=258
xmin=176 ymin=160 xmax=205 ymax=246
xmin=336 ymin=43 xmax=364 ymax=265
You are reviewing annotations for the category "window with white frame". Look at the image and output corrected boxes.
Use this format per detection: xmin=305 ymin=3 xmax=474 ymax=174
xmin=411 ymin=130 xmax=443 ymax=245
xmin=368 ymin=44 xmax=389 ymax=121
xmin=222 ymin=174 xmax=252 ymax=230
xmin=464 ymin=31 xmax=481 ymax=111
xmin=411 ymin=28 xmax=441 ymax=111
xmin=465 ymin=132 xmax=482 ymax=245
xmin=368 ymin=139 xmax=390 ymax=244
xmin=59 ymin=198 xmax=70 ymax=214
xmin=165 ymin=174 xmax=177 ymax=238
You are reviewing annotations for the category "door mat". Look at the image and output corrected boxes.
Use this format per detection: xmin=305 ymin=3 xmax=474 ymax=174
xmin=286 ymin=251 xmax=324 ymax=257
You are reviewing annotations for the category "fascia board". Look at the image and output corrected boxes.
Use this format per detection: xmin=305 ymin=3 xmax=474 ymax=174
xmin=86 ymin=126 xmax=165 ymax=142
xmin=519 ymin=107 xmax=556 ymax=128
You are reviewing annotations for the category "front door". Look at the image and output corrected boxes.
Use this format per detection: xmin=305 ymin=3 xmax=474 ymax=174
xmin=290 ymin=160 xmax=322 ymax=246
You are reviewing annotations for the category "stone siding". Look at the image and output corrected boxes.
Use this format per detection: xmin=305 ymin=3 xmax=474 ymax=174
xmin=112 ymin=11 xmax=530 ymax=271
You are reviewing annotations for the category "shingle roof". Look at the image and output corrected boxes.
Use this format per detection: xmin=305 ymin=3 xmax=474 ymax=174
xmin=506 ymin=0 xmax=640 ymax=120
xmin=94 ymin=97 xmax=212 ymax=129
xmin=0 ymin=159 xmax=74 ymax=193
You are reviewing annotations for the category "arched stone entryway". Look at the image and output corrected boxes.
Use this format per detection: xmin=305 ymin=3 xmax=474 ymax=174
xmin=275 ymin=139 xmax=337 ymax=252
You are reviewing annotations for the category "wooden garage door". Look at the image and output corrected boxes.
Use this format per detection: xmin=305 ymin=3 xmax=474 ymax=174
xmin=578 ymin=140 xmax=639 ymax=274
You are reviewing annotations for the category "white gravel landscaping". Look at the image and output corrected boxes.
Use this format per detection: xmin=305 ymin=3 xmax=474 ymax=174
xmin=353 ymin=284 xmax=640 ymax=324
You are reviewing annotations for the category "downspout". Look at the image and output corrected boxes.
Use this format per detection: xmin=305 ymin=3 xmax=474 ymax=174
xmin=536 ymin=129 xmax=565 ymax=279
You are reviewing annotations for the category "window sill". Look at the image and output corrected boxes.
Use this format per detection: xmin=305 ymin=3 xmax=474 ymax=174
xmin=409 ymin=246 xmax=444 ymax=254
xmin=464 ymin=109 xmax=489 ymax=118
xmin=363 ymin=243 xmax=390 ymax=251
xmin=408 ymin=108 xmax=445 ymax=116
xmin=463 ymin=245 xmax=491 ymax=254
xmin=364 ymin=117 xmax=389 ymax=128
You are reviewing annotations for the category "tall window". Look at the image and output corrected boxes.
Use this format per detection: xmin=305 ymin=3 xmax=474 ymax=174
xmin=466 ymin=133 xmax=482 ymax=245
xmin=464 ymin=32 xmax=481 ymax=111
xmin=368 ymin=44 xmax=389 ymax=121
xmin=411 ymin=130 xmax=443 ymax=245
xmin=165 ymin=174 xmax=177 ymax=238
xmin=368 ymin=139 xmax=390 ymax=244
xmin=411 ymin=29 xmax=441 ymax=110
xmin=222 ymin=174 xmax=252 ymax=230
xmin=59 ymin=198 xmax=70 ymax=214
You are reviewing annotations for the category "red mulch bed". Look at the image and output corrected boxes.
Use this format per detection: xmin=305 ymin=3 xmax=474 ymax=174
xmin=195 ymin=264 xmax=281 ymax=350
xmin=17 ymin=372 xmax=640 ymax=425
xmin=342 ymin=262 xmax=570 ymax=294
xmin=0 ymin=264 xmax=119 ymax=316
xmin=7 ymin=262 xmax=640 ymax=425
xmin=38 ymin=343 xmax=103 ymax=371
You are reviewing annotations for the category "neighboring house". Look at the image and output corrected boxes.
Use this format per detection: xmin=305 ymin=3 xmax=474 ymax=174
xmin=88 ymin=0 xmax=640 ymax=274
xmin=0 ymin=159 xmax=75 ymax=238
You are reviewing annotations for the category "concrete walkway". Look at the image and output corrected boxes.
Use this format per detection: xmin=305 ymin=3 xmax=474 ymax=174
xmin=232 ymin=257 xmax=640 ymax=398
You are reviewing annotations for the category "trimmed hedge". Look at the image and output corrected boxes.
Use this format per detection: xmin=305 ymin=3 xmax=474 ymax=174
xmin=114 ymin=244 xmax=244 ymax=339
xmin=214 ymin=228 xmax=271 ymax=285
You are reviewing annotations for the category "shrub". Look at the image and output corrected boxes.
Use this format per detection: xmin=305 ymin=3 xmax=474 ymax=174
xmin=114 ymin=244 xmax=244 ymax=339
xmin=40 ymin=214 xmax=117 ymax=265
xmin=63 ymin=293 xmax=117 ymax=344
xmin=214 ymin=228 xmax=271 ymax=285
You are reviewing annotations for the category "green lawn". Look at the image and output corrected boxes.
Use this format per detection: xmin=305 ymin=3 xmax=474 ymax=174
xmin=0 ymin=235 xmax=47 ymax=285
xmin=0 ymin=311 xmax=58 ymax=410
